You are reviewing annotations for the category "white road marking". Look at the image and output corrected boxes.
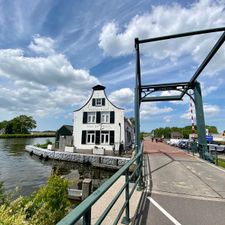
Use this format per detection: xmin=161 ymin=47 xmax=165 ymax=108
xmin=151 ymin=190 xmax=225 ymax=202
xmin=148 ymin=197 xmax=182 ymax=225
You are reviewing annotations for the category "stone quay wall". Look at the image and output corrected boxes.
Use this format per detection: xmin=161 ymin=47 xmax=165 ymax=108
xmin=25 ymin=145 xmax=130 ymax=169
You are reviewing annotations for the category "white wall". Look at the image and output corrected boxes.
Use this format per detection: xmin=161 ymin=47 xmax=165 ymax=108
xmin=73 ymin=89 xmax=125 ymax=152
xmin=124 ymin=118 xmax=134 ymax=149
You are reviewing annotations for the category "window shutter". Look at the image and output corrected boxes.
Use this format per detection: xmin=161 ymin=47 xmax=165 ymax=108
xmin=102 ymin=98 xmax=105 ymax=106
xmin=110 ymin=111 xmax=115 ymax=124
xmin=110 ymin=131 xmax=114 ymax=145
xmin=96 ymin=111 xmax=101 ymax=123
xmin=92 ymin=98 xmax=96 ymax=106
xmin=83 ymin=112 xmax=87 ymax=123
xmin=81 ymin=131 xmax=86 ymax=144
xmin=96 ymin=131 xmax=100 ymax=144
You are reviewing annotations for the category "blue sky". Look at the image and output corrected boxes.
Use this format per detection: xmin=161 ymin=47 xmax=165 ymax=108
xmin=0 ymin=0 xmax=225 ymax=132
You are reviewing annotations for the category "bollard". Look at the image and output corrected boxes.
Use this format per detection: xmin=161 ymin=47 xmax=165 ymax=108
xmin=82 ymin=179 xmax=92 ymax=201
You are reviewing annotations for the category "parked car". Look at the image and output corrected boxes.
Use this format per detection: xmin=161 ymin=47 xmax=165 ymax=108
xmin=207 ymin=144 xmax=225 ymax=153
xmin=178 ymin=141 xmax=189 ymax=149
xmin=169 ymin=139 xmax=181 ymax=146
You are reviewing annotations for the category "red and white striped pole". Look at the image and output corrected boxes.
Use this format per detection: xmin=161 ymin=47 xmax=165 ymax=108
xmin=189 ymin=97 xmax=195 ymax=139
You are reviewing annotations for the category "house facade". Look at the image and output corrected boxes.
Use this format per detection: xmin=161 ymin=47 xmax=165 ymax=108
xmin=73 ymin=85 xmax=134 ymax=155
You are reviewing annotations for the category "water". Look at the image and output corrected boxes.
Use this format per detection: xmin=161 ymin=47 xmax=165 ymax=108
xmin=0 ymin=137 xmax=115 ymax=196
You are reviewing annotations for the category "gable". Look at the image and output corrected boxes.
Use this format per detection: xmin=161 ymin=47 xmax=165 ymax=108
xmin=74 ymin=85 xmax=124 ymax=112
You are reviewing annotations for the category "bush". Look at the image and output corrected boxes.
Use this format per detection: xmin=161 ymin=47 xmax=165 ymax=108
xmin=36 ymin=139 xmax=53 ymax=149
xmin=0 ymin=182 xmax=5 ymax=205
xmin=0 ymin=175 xmax=71 ymax=225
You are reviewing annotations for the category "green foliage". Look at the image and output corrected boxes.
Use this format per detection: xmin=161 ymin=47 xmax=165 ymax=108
xmin=0 ymin=182 xmax=5 ymax=205
xmin=152 ymin=125 xmax=218 ymax=138
xmin=217 ymin=159 xmax=225 ymax=169
xmin=0 ymin=175 xmax=70 ymax=225
xmin=0 ymin=115 xmax=36 ymax=135
xmin=36 ymin=139 xmax=53 ymax=149
xmin=0 ymin=121 xmax=8 ymax=130
xmin=0 ymin=133 xmax=55 ymax=138
xmin=205 ymin=125 xmax=218 ymax=134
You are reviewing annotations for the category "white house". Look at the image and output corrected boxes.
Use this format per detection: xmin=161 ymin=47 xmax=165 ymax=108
xmin=73 ymin=85 xmax=134 ymax=155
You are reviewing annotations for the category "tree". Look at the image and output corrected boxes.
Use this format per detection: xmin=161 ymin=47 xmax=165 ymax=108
xmin=0 ymin=115 xmax=36 ymax=134
xmin=151 ymin=125 xmax=218 ymax=139
xmin=0 ymin=120 xmax=8 ymax=130
xmin=13 ymin=115 xmax=36 ymax=134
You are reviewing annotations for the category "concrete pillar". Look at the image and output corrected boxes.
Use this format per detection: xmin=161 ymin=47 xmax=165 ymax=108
xmin=82 ymin=179 xmax=92 ymax=201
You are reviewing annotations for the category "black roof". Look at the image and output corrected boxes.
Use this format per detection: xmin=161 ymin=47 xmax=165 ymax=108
xmin=63 ymin=125 xmax=73 ymax=132
xmin=57 ymin=125 xmax=73 ymax=133
xmin=92 ymin=85 xmax=105 ymax=90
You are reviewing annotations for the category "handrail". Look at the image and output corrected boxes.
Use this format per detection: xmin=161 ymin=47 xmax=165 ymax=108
xmin=57 ymin=143 xmax=143 ymax=225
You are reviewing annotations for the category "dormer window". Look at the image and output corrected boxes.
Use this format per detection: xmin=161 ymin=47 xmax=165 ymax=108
xmin=96 ymin=98 xmax=102 ymax=106
xmin=92 ymin=98 xmax=105 ymax=107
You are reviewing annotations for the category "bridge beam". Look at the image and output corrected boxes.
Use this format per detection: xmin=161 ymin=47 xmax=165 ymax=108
xmin=193 ymin=81 xmax=207 ymax=159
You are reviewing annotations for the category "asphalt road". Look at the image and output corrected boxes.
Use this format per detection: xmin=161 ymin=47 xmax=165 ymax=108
xmin=133 ymin=141 xmax=225 ymax=225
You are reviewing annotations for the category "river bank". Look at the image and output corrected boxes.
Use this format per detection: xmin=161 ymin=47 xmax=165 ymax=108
xmin=0 ymin=133 xmax=55 ymax=138
xmin=25 ymin=145 xmax=130 ymax=169
xmin=0 ymin=137 xmax=115 ymax=196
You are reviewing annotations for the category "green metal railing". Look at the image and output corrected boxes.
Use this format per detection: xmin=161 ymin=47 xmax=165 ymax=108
xmin=57 ymin=143 xmax=143 ymax=225
xmin=197 ymin=143 xmax=219 ymax=164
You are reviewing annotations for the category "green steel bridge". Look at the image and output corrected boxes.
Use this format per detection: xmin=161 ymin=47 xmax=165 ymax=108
xmin=57 ymin=27 xmax=225 ymax=225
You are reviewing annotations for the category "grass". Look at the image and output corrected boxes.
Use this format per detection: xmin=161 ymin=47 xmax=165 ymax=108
xmin=216 ymin=158 xmax=225 ymax=169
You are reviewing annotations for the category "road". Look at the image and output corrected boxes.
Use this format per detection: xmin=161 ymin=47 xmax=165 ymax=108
xmin=133 ymin=140 xmax=225 ymax=225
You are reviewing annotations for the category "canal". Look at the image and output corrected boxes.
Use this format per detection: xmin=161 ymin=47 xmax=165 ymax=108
xmin=0 ymin=137 xmax=115 ymax=196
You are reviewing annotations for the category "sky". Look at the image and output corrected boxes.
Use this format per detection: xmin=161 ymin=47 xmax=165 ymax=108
xmin=0 ymin=0 xmax=225 ymax=132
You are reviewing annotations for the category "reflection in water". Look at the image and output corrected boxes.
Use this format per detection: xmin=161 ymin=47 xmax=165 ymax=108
xmin=0 ymin=138 xmax=115 ymax=196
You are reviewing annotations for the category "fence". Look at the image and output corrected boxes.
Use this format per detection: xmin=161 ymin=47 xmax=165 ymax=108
xmin=57 ymin=143 xmax=143 ymax=225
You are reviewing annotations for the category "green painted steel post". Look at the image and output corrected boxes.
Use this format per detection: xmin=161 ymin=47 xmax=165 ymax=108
xmin=135 ymin=38 xmax=141 ymax=155
xmin=83 ymin=208 xmax=91 ymax=225
xmin=122 ymin=170 xmax=130 ymax=224
xmin=135 ymin=38 xmax=142 ymax=188
xmin=215 ymin=146 xmax=218 ymax=165
xmin=193 ymin=81 xmax=207 ymax=159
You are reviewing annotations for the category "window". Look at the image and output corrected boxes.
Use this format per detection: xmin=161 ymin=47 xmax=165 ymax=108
xmin=101 ymin=131 xmax=109 ymax=144
xmin=101 ymin=112 xmax=110 ymax=123
xmin=87 ymin=131 xmax=95 ymax=144
xmin=96 ymin=98 xmax=102 ymax=106
xmin=87 ymin=112 xmax=96 ymax=123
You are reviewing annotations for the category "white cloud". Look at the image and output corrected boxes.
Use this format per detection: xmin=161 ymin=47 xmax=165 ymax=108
xmin=180 ymin=111 xmax=195 ymax=120
xmin=0 ymin=36 xmax=99 ymax=89
xmin=108 ymin=88 xmax=134 ymax=107
xmin=204 ymin=104 xmax=220 ymax=114
xmin=140 ymin=102 xmax=173 ymax=119
xmin=164 ymin=116 xmax=172 ymax=122
xmin=28 ymin=34 xmax=55 ymax=54
xmin=181 ymin=103 xmax=220 ymax=119
xmin=0 ymin=81 xmax=89 ymax=118
xmin=99 ymin=0 xmax=225 ymax=74
xmin=0 ymin=35 xmax=99 ymax=118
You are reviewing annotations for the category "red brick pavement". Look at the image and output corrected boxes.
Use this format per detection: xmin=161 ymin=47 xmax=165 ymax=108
xmin=144 ymin=140 xmax=191 ymax=158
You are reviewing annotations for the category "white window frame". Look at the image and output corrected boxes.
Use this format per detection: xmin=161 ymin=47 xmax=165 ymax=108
xmin=101 ymin=112 xmax=110 ymax=123
xmin=87 ymin=131 xmax=95 ymax=144
xmin=101 ymin=131 xmax=109 ymax=145
xmin=96 ymin=98 xmax=102 ymax=106
xmin=87 ymin=112 xmax=96 ymax=123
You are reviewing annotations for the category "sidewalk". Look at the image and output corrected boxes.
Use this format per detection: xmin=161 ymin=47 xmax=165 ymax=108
xmin=91 ymin=176 xmax=142 ymax=225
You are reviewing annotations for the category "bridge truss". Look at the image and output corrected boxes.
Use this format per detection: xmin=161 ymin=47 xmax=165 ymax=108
xmin=135 ymin=27 xmax=225 ymax=160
